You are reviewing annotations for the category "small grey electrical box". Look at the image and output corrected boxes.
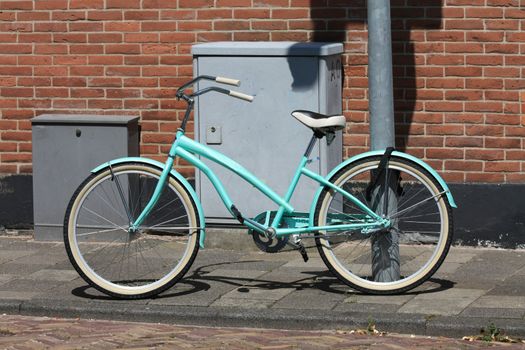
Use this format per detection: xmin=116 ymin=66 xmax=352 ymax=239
xmin=31 ymin=114 xmax=140 ymax=241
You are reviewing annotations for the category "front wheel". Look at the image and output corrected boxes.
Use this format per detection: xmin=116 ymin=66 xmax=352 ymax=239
xmin=314 ymin=156 xmax=453 ymax=294
xmin=64 ymin=162 xmax=200 ymax=299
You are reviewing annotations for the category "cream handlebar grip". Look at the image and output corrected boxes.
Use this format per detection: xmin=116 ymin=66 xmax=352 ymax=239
xmin=216 ymin=77 xmax=241 ymax=86
xmin=229 ymin=90 xmax=254 ymax=102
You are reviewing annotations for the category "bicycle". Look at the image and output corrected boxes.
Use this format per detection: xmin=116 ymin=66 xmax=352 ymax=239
xmin=64 ymin=75 xmax=456 ymax=299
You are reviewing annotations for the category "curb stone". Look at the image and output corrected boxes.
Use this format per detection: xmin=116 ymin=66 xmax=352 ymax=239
xmin=2 ymin=299 xmax=523 ymax=338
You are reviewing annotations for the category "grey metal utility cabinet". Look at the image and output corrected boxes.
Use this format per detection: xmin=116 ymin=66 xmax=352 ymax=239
xmin=31 ymin=114 xmax=139 ymax=241
xmin=192 ymin=42 xmax=344 ymax=224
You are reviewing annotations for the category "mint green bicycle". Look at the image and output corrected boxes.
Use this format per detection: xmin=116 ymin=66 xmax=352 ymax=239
xmin=64 ymin=76 xmax=456 ymax=299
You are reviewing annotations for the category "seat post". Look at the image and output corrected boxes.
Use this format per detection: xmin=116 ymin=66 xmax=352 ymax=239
xmin=304 ymin=133 xmax=318 ymax=158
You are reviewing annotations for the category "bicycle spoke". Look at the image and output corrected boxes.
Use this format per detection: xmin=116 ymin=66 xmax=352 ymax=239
xmin=130 ymin=174 xmax=151 ymax=218
xmin=396 ymin=185 xmax=426 ymax=212
xmin=149 ymin=197 xmax=182 ymax=218
xmin=101 ymin=179 xmax=128 ymax=222
xmin=143 ymin=214 xmax=189 ymax=230
xmin=77 ymin=227 xmax=123 ymax=238
xmin=81 ymin=207 xmax=128 ymax=233
xmin=402 ymin=221 xmax=441 ymax=225
xmin=398 ymin=212 xmax=440 ymax=220
xmin=388 ymin=191 xmax=446 ymax=220
xmin=146 ymin=204 xmax=185 ymax=227
xmin=92 ymin=190 xmax=128 ymax=224
xmin=111 ymin=171 xmax=134 ymax=224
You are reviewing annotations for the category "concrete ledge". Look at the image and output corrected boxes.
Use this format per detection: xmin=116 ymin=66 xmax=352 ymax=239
xmin=4 ymin=300 xmax=522 ymax=338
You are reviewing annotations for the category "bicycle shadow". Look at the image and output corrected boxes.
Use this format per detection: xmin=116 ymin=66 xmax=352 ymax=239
xmin=71 ymin=278 xmax=212 ymax=301
xmin=189 ymin=261 xmax=454 ymax=296
xmin=71 ymin=259 xmax=455 ymax=300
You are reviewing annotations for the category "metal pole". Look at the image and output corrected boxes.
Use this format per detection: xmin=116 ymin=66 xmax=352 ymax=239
xmin=367 ymin=0 xmax=400 ymax=282
xmin=369 ymin=1 xmax=395 ymax=148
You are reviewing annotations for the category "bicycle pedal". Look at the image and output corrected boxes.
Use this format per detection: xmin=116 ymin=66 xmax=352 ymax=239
xmin=297 ymin=242 xmax=309 ymax=263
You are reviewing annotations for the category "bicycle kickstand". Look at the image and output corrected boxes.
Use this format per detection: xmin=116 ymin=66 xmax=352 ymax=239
xmin=287 ymin=236 xmax=309 ymax=262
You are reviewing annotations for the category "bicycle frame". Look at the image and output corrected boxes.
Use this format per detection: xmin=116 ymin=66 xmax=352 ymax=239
xmin=131 ymin=129 xmax=389 ymax=237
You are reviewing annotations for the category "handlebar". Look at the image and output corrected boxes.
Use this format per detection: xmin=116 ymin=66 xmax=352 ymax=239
xmin=177 ymin=75 xmax=255 ymax=131
xmin=176 ymin=75 xmax=254 ymax=103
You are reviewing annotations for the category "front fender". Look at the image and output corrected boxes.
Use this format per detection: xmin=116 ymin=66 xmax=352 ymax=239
xmin=309 ymin=150 xmax=457 ymax=225
xmin=92 ymin=157 xmax=206 ymax=249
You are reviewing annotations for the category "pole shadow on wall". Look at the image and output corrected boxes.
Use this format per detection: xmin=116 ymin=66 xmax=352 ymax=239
xmin=286 ymin=2 xmax=443 ymax=152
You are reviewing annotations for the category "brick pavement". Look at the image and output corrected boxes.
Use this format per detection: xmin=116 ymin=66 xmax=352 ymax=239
xmin=0 ymin=315 xmax=522 ymax=350
xmin=0 ymin=236 xmax=523 ymax=339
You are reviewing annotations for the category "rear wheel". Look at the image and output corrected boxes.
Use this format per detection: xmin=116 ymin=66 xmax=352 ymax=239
xmin=64 ymin=162 xmax=200 ymax=299
xmin=314 ymin=156 xmax=453 ymax=294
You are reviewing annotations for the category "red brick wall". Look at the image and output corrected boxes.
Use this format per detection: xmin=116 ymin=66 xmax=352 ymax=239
xmin=0 ymin=0 xmax=523 ymax=182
